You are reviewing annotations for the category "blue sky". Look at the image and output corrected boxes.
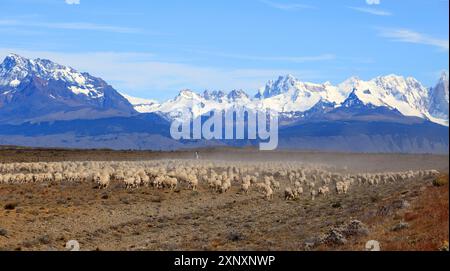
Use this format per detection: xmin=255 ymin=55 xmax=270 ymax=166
xmin=0 ymin=0 xmax=448 ymax=101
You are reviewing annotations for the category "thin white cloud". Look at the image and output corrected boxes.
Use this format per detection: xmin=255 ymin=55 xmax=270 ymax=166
xmin=349 ymin=6 xmax=392 ymax=16
xmin=0 ymin=49 xmax=322 ymax=100
xmin=366 ymin=0 xmax=380 ymax=5
xmin=188 ymin=50 xmax=335 ymax=63
xmin=260 ymin=0 xmax=314 ymax=10
xmin=0 ymin=19 xmax=141 ymax=34
xmin=65 ymin=0 xmax=80 ymax=5
xmin=379 ymin=28 xmax=449 ymax=51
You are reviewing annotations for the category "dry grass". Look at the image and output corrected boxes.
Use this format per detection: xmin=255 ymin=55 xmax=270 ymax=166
xmin=345 ymin=175 xmax=449 ymax=251
xmin=0 ymin=148 xmax=448 ymax=251
xmin=433 ymin=175 xmax=449 ymax=187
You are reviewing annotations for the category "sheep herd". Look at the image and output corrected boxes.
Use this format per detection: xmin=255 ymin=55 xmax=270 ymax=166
xmin=0 ymin=160 xmax=440 ymax=201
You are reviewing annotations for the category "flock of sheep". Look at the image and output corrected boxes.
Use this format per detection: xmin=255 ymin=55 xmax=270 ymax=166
xmin=0 ymin=160 xmax=440 ymax=201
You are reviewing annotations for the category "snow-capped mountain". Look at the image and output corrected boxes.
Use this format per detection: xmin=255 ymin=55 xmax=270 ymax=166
xmin=0 ymin=54 xmax=136 ymax=124
xmin=0 ymin=54 xmax=447 ymax=153
xmin=149 ymin=89 xmax=256 ymax=121
xmin=120 ymin=93 xmax=160 ymax=113
xmin=1 ymin=54 xmax=103 ymax=98
xmin=133 ymin=73 xmax=449 ymax=126
xmin=227 ymin=89 xmax=250 ymax=102
xmin=337 ymin=74 xmax=447 ymax=125
xmin=253 ymin=75 xmax=347 ymax=115
xmin=256 ymin=74 xmax=348 ymax=105
xmin=428 ymin=72 xmax=449 ymax=122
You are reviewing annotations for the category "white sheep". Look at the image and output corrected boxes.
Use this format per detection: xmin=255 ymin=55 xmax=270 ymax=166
xmin=285 ymin=187 xmax=297 ymax=201
xmin=187 ymin=175 xmax=199 ymax=191
xmin=220 ymin=179 xmax=232 ymax=193
xmin=336 ymin=180 xmax=350 ymax=195
xmin=241 ymin=182 xmax=250 ymax=194
xmin=163 ymin=177 xmax=178 ymax=190
xmin=318 ymin=186 xmax=330 ymax=196
xmin=209 ymin=178 xmax=222 ymax=192
xmin=255 ymin=183 xmax=273 ymax=200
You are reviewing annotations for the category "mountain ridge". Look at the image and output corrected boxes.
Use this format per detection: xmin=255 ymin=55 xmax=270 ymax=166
xmin=0 ymin=54 xmax=136 ymax=124
xmin=1 ymin=54 xmax=448 ymax=126
xmin=129 ymin=72 xmax=449 ymax=127
xmin=0 ymin=53 xmax=448 ymax=154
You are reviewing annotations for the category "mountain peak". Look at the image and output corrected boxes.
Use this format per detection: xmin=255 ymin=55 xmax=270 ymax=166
xmin=1 ymin=53 xmax=30 ymax=71
xmin=2 ymin=54 xmax=58 ymax=69
xmin=340 ymin=76 xmax=361 ymax=86
xmin=337 ymin=76 xmax=362 ymax=95
xmin=4 ymin=53 xmax=28 ymax=62
xmin=227 ymin=89 xmax=249 ymax=101
xmin=281 ymin=74 xmax=297 ymax=81
xmin=35 ymin=57 xmax=63 ymax=69
xmin=257 ymin=74 xmax=301 ymax=99
xmin=0 ymin=53 xmax=88 ymax=88
xmin=203 ymin=90 xmax=226 ymax=101
xmin=440 ymin=71 xmax=449 ymax=82
xmin=120 ymin=93 xmax=159 ymax=114
xmin=341 ymin=88 xmax=380 ymax=109
xmin=375 ymin=74 xmax=425 ymax=86
xmin=428 ymin=71 xmax=450 ymax=122
xmin=277 ymin=74 xmax=298 ymax=86
xmin=2 ymin=53 xmax=448 ymax=127
xmin=177 ymin=89 xmax=201 ymax=100
xmin=0 ymin=54 xmax=136 ymax=123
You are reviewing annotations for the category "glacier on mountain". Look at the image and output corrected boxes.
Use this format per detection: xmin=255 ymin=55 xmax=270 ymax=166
xmin=0 ymin=53 xmax=448 ymax=126
xmin=0 ymin=53 xmax=136 ymax=123
xmin=130 ymin=73 xmax=449 ymax=126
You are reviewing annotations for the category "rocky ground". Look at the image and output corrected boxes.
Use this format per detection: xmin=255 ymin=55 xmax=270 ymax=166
xmin=0 ymin=148 xmax=448 ymax=251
